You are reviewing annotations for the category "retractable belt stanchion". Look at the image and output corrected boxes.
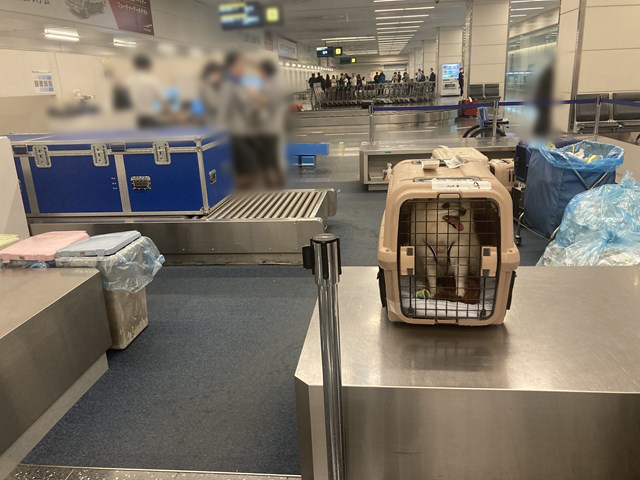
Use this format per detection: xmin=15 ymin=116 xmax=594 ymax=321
xmin=369 ymin=103 xmax=375 ymax=143
xmin=594 ymin=95 xmax=602 ymax=139
xmin=303 ymin=234 xmax=346 ymax=480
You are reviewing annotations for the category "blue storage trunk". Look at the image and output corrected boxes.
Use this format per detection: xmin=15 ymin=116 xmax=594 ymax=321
xmin=9 ymin=128 xmax=232 ymax=216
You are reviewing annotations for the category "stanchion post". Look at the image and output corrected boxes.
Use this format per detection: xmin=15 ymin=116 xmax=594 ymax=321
xmin=368 ymin=103 xmax=375 ymax=143
xmin=492 ymin=99 xmax=499 ymax=138
xmin=302 ymin=234 xmax=346 ymax=480
xmin=594 ymin=96 xmax=602 ymax=139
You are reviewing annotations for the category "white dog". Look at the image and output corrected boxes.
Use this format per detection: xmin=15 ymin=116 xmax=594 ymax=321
xmin=411 ymin=201 xmax=481 ymax=299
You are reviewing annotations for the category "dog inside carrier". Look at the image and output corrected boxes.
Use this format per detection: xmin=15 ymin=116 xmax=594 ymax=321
xmin=378 ymin=159 xmax=520 ymax=326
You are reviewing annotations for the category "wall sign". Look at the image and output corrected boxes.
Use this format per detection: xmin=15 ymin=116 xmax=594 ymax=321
xmin=277 ymin=37 xmax=298 ymax=60
xmin=32 ymin=70 xmax=55 ymax=94
xmin=7 ymin=0 xmax=154 ymax=35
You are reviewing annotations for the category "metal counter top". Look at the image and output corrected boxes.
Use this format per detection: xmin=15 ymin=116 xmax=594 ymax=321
xmin=360 ymin=135 xmax=520 ymax=154
xmin=296 ymin=266 xmax=640 ymax=393
xmin=0 ymin=268 xmax=101 ymax=339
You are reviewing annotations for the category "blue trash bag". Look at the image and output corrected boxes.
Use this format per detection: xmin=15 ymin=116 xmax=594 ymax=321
xmin=523 ymin=140 xmax=624 ymax=237
xmin=538 ymin=173 xmax=640 ymax=266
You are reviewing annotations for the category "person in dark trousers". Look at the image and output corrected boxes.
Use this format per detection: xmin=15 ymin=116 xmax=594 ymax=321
xmin=317 ymin=72 xmax=326 ymax=90
xmin=533 ymin=62 xmax=554 ymax=136
xmin=309 ymin=73 xmax=316 ymax=89
xmin=458 ymin=68 xmax=464 ymax=96
xmin=429 ymin=68 xmax=436 ymax=93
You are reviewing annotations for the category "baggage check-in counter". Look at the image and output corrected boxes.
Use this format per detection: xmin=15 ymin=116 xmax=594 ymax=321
xmin=296 ymin=266 xmax=640 ymax=480
xmin=360 ymin=136 xmax=520 ymax=190
xmin=0 ymin=269 xmax=111 ymax=479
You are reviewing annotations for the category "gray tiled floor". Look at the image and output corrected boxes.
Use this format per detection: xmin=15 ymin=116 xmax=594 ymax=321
xmin=10 ymin=466 xmax=299 ymax=480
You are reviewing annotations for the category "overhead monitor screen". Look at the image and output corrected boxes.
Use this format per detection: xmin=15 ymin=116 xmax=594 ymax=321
xmin=220 ymin=2 xmax=282 ymax=30
xmin=316 ymin=46 xmax=342 ymax=57
xmin=442 ymin=63 xmax=460 ymax=81
xmin=339 ymin=57 xmax=357 ymax=64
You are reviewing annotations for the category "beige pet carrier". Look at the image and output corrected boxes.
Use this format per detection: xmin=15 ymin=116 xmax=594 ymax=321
xmin=378 ymin=159 xmax=520 ymax=326
xmin=489 ymin=159 xmax=515 ymax=192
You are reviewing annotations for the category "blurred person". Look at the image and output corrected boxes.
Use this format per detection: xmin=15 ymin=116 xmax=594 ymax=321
xmin=533 ymin=62 xmax=554 ymax=137
xmin=458 ymin=68 xmax=464 ymax=96
xmin=374 ymin=71 xmax=380 ymax=83
xmin=325 ymin=73 xmax=331 ymax=88
xmin=219 ymin=51 xmax=262 ymax=190
xmin=429 ymin=68 xmax=436 ymax=93
xmin=378 ymin=71 xmax=386 ymax=83
xmin=417 ymin=69 xmax=425 ymax=82
xmin=200 ymin=61 xmax=224 ymax=125
xmin=309 ymin=73 xmax=316 ymax=89
xmin=403 ymin=72 xmax=409 ymax=82
xmin=252 ymin=59 xmax=286 ymax=189
xmin=126 ymin=54 xmax=169 ymax=128
xmin=331 ymin=74 xmax=336 ymax=85
xmin=356 ymin=74 xmax=363 ymax=87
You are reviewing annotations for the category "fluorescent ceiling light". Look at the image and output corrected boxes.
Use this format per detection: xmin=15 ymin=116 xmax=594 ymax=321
xmin=376 ymin=14 xmax=429 ymax=19
xmin=511 ymin=0 xmax=555 ymax=2
xmin=377 ymin=27 xmax=418 ymax=30
xmin=44 ymin=28 xmax=79 ymax=42
xmin=510 ymin=6 xmax=544 ymax=11
xmin=510 ymin=14 xmax=526 ymax=17
xmin=377 ymin=20 xmax=424 ymax=25
xmin=375 ymin=6 xmax=434 ymax=11
xmin=321 ymin=36 xmax=375 ymax=41
xmin=113 ymin=38 xmax=137 ymax=48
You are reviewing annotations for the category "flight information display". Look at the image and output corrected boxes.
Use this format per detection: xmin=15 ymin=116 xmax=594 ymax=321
xmin=339 ymin=57 xmax=357 ymax=64
xmin=316 ymin=46 xmax=343 ymax=57
xmin=219 ymin=2 xmax=283 ymax=30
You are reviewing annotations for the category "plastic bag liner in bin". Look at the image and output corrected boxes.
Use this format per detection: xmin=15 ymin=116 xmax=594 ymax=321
xmin=523 ymin=140 xmax=624 ymax=238
xmin=538 ymin=173 xmax=640 ymax=266
xmin=55 ymin=236 xmax=164 ymax=293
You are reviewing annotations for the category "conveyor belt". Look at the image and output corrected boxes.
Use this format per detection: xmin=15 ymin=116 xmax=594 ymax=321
xmin=28 ymin=189 xmax=337 ymax=265
xmin=207 ymin=189 xmax=333 ymax=220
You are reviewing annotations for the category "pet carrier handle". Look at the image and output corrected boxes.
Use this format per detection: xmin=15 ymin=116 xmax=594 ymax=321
xmin=302 ymin=233 xmax=346 ymax=480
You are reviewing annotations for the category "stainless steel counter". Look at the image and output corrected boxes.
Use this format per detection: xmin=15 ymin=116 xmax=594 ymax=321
xmin=295 ymin=266 xmax=640 ymax=479
xmin=0 ymin=268 xmax=111 ymax=479
xmin=359 ymin=136 xmax=520 ymax=190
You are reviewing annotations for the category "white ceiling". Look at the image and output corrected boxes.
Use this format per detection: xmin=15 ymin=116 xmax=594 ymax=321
xmin=0 ymin=0 xmax=561 ymax=60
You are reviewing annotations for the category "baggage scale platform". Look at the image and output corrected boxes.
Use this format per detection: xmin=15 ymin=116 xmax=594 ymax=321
xmin=29 ymin=188 xmax=337 ymax=265
xmin=296 ymin=266 xmax=640 ymax=480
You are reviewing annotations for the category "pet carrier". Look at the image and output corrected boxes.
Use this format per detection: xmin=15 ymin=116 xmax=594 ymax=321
xmin=378 ymin=160 xmax=520 ymax=326
xmin=489 ymin=159 xmax=515 ymax=192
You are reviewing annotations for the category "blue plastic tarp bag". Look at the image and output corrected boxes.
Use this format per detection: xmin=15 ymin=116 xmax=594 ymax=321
xmin=523 ymin=140 xmax=623 ymax=237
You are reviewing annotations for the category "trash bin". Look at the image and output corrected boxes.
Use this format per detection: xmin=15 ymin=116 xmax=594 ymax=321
xmin=56 ymin=232 xmax=164 ymax=349
xmin=0 ymin=231 xmax=89 ymax=267
xmin=524 ymin=140 xmax=624 ymax=237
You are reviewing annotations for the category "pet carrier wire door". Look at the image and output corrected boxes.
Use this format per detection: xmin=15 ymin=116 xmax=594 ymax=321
xmin=378 ymin=160 xmax=520 ymax=326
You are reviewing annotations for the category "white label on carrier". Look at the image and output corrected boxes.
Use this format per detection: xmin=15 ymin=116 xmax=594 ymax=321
xmin=431 ymin=178 xmax=492 ymax=191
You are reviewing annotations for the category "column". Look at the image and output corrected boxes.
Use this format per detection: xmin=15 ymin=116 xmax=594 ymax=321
xmin=422 ymin=39 xmax=437 ymax=76
xmin=467 ymin=0 xmax=510 ymax=98
xmin=437 ymin=26 xmax=463 ymax=93
xmin=554 ymin=0 xmax=640 ymax=132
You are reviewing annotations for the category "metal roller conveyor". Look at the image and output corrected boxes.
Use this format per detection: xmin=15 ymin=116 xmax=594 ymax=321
xmin=29 ymin=189 xmax=337 ymax=265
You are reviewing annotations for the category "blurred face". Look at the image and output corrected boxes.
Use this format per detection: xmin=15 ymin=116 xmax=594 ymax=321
xmin=229 ymin=57 xmax=246 ymax=77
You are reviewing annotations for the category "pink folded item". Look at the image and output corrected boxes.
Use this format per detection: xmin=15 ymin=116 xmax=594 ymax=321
xmin=0 ymin=231 xmax=89 ymax=262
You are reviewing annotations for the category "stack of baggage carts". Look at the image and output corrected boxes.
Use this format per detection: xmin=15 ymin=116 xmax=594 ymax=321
xmin=312 ymin=82 xmax=432 ymax=109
